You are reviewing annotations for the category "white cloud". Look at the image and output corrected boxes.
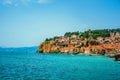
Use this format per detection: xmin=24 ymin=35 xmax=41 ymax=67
xmin=1 ymin=0 xmax=53 ymax=6
xmin=3 ymin=0 xmax=13 ymax=5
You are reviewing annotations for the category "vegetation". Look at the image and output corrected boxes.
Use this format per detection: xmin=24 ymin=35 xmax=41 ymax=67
xmin=45 ymin=28 xmax=120 ymax=41
xmin=45 ymin=38 xmax=53 ymax=41
xmin=65 ymin=28 xmax=120 ymax=39
xmin=64 ymin=31 xmax=79 ymax=37
xmin=45 ymin=41 xmax=50 ymax=44
xmin=36 ymin=48 xmax=43 ymax=53
xmin=53 ymin=49 xmax=60 ymax=53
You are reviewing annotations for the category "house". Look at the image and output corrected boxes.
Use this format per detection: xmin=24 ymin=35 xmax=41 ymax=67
xmin=104 ymin=38 xmax=112 ymax=43
xmin=59 ymin=47 xmax=74 ymax=53
xmin=80 ymin=45 xmax=105 ymax=54
xmin=110 ymin=32 xmax=115 ymax=38
xmin=58 ymin=36 xmax=69 ymax=43
xmin=110 ymin=37 xmax=115 ymax=41
xmin=81 ymin=41 xmax=87 ymax=46
xmin=59 ymin=47 xmax=69 ymax=53
xmin=71 ymin=34 xmax=78 ymax=39
xmin=70 ymin=40 xmax=78 ymax=45
xmin=69 ymin=48 xmax=74 ymax=53
xmin=97 ymin=37 xmax=104 ymax=43
xmin=115 ymin=32 xmax=120 ymax=38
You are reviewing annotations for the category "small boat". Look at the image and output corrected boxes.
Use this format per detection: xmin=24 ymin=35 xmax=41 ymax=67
xmin=114 ymin=53 xmax=120 ymax=61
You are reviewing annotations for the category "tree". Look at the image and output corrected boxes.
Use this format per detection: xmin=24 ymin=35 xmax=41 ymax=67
xmin=64 ymin=32 xmax=72 ymax=37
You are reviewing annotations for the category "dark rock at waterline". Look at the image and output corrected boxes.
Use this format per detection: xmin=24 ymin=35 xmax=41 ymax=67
xmin=114 ymin=53 xmax=120 ymax=61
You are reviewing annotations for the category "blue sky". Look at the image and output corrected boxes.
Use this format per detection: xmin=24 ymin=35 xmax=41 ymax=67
xmin=0 ymin=0 xmax=120 ymax=47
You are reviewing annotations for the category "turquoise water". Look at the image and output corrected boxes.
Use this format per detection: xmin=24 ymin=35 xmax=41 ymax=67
xmin=0 ymin=47 xmax=120 ymax=80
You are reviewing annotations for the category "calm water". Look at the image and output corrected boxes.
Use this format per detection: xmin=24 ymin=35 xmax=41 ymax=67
xmin=0 ymin=47 xmax=120 ymax=80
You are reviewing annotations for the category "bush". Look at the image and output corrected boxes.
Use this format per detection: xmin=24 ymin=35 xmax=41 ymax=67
xmin=36 ymin=48 xmax=43 ymax=53
xmin=53 ymin=49 xmax=60 ymax=53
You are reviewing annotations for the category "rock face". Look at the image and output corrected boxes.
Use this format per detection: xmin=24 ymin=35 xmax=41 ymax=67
xmin=37 ymin=29 xmax=120 ymax=55
xmin=115 ymin=53 xmax=120 ymax=61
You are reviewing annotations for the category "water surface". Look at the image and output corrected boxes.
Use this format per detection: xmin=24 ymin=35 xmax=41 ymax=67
xmin=0 ymin=47 xmax=120 ymax=80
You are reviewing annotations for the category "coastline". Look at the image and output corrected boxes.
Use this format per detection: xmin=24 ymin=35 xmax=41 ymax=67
xmin=37 ymin=52 xmax=120 ymax=61
xmin=37 ymin=29 xmax=120 ymax=61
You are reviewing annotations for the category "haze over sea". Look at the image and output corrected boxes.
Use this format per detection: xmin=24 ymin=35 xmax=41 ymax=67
xmin=0 ymin=47 xmax=120 ymax=80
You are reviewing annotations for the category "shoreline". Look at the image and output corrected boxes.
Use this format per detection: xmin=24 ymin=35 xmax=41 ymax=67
xmin=37 ymin=52 xmax=120 ymax=61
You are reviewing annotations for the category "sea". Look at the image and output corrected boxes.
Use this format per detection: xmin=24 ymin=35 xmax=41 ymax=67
xmin=0 ymin=47 xmax=120 ymax=80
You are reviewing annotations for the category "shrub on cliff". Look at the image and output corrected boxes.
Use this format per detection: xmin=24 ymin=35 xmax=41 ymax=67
xmin=36 ymin=48 xmax=43 ymax=53
xmin=53 ymin=49 xmax=60 ymax=53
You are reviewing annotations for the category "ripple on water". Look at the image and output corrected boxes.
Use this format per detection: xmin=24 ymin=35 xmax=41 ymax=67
xmin=0 ymin=52 xmax=120 ymax=80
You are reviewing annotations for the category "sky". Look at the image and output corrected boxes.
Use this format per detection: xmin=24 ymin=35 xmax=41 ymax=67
xmin=0 ymin=0 xmax=120 ymax=47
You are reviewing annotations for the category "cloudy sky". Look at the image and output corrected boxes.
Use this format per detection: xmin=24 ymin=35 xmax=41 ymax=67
xmin=0 ymin=0 xmax=120 ymax=47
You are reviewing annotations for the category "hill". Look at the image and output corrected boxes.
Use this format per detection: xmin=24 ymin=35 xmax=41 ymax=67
xmin=37 ymin=28 xmax=120 ymax=55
